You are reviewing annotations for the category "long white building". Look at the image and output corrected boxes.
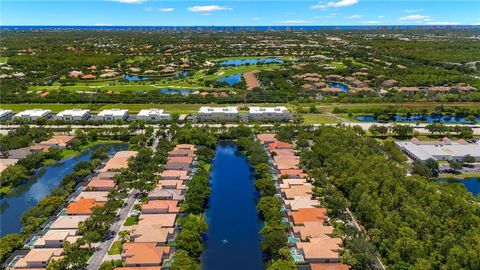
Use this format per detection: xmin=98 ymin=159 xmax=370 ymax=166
xmin=56 ymin=109 xmax=91 ymax=121
xmin=197 ymin=106 xmax=239 ymax=121
xmin=14 ymin=109 xmax=52 ymax=120
xmin=0 ymin=109 xmax=13 ymax=121
xmin=248 ymin=106 xmax=292 ymax=121
xmin=136 ymin=108 xmax=171 ymax=121
xmin=96 ymin=109 xmax=129 ymax=121
xmin=395 ymin=138 xmax=480 ymax=162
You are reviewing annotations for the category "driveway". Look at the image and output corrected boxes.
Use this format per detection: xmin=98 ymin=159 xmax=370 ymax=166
xmin=87 ymin=190 xmax=138 ymax=270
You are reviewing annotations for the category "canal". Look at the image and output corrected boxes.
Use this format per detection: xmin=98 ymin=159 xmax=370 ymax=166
xmin=202 ymin=143 xmax=263 ymax=270
xmin=0 ymin=143 xmax=127 ymax=237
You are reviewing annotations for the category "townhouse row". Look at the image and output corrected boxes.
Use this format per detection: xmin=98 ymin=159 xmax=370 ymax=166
xmin=12 ymin=150 xmax=138 ymax=270
xmin=0 ymin=106 xmax=292 ymax=122
xmin=258 ymin=133 xmax=349 ymax=270
xmin=113 ymin=144 xmax=197 ymax=269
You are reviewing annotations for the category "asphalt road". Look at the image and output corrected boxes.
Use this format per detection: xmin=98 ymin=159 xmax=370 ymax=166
xmin=86 ymin=190 xmax=138 ymax=270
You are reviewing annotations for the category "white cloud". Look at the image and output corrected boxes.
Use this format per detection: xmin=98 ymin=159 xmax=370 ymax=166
xmin=362 ymin=20 xmax=381 ymax=24
xmin=311 ymin=0 xmax=358 ymax=9
xmin=404 ymin=9 xmax=424 ymax=13
xmin=378 ymin=15 xmax=384 ymax=19
xmin=158 ymin=8 xmax=174 ymax=12
xmin=426 ymin=21 xmax=460 ymax=25
xmin=399 ymin=15 xmax=430 ymax=21
xmin=345 ymin=14 xmax=362 ymax=19
xmin=111 ymin=0 xmax=146 ymax=4
xmin=187 ymin=5 xmax=232 ymax=12
xmin=94 ymin=23 xmax=113 ymax=26
xmin=281 ymin=20 xmax=312 ymax=24
xmin=252 ymin=17 xmax=262 ymax=21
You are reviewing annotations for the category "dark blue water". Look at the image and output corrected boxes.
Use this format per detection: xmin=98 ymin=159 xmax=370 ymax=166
xmin=217 ymin=74 xmax=242 ymax=85
xmin=356 ymin=115 xmax=480 ymax=124
xmin=124 ymin=75 xmax=149 ymax=81
xmin=0 ymin=143 xmax=127 ymax=236
xmin=330 ymin=82 xmax=349 ymax=92
xmin=436 ymin=178 xmax=480 ymax=196
xmin=159 ymin=89 xmax=196 ymax=95
xmin=219 ymin=58 xmax=283 ymax=66
xmin=202 ymin=143 xmax=263 ymax=270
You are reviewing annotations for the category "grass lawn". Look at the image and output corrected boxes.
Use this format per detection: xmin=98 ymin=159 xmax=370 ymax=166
xmin=0 ymin=185 xmax=12 ymax=195
xmin=125 ymin=56 xmax=154 ymax=64
xmin=123 ymin=216 xmax=138 ymax=226
xmin=203 ymin=163 xmax=211 ymax=171
xmin=0 ymin=103 xmax=98 ymax=113
xmin=60 ymin=149 xmax=79 ymax=159
xmin=0 ymin=57 xmax=8 ymax=64
xmin=302 ymin=114 xmax=340 ymax=124
xmin=108 ymin=241 xmax=123 ymax=255
xmin=214 ymin=55 xmax=280 ymax=61
xmin=438 ymin=173 xmax=480 ymax=179
xmin=329 ymin=61 xmax=347 ymax=70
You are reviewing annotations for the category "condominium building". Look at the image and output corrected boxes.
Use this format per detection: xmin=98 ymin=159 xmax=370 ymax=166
xmin=14 ymin=109 xmax=52 ymax=120
xmin=96 ymin=109 xmax=129 ymax=121
xmin=55 ymin=109 xmax=91 ymax=121
xmin=136 ymin=108 xmax=172 ymax=121
xmin=197 ymin=106 xmax=239 ymax=121
xmin=0 ymin=109 xmax=13 ymax=121
xmin=248 ymin=106 xmax=292 ymax=121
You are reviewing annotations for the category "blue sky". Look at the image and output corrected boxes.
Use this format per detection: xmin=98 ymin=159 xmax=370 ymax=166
xmin=1 ymin=0 xmax=479 ymax=26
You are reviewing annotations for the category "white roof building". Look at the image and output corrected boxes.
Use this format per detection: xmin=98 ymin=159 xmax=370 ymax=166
xmin=248 ymin=106 xmax=292 ymax=121
xmin=96 ymin=109 xmax=129 ymax=121
xmin=395 ymin=138 xmax=480 ymax=162
xmin=56 ymin=109 xmax=91 ymax=121
xmin=14 ymin=109 xmax=52 ymax=120
xmin=0 ymin=109 xmax=13 ymax=121
xmin=136 ymin=108 xmax=172 ymax=121
xmin=197 ymin=106 xmax=239 ymax=121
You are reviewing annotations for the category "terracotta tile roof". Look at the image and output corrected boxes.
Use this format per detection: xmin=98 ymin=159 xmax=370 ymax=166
xmin=310 ymin=263 xmax=349 ymax=270
xmin=138 ymin=214 xmax=177 ymax=228
xmin=86 ymin=179 xmax=116 ymax=190
xmin=159 ymin=170 xmax=188 ymax=180
xmin=115 ymin=268 xmax=162 ymax=270
xmin=49 ymin=216 xmax=88 ymax=229
xmin=157 ymin=180 xmax=186 ymax=190
xmin=268 ymin=141 xmax=294 ymax=150
xmin=167 ymin=156 xmax=194 ymax=164
xmin=279 ymin=169 xmax=307 ymax=179
xmin=122 ymin=242 xmax=170 ymax=266
xmin=296 ymin=238 xmax=342 ymax=261
xmin=100 ymin=157 xmax=130 ymax=172
xmin=282 ymin=186 xmax=313 ymax=199
xmin=289 ymin=208 xmax=327 ymax=225
xmin=74 ymin=191 xmax=109 ymax=202
xmin=273 ymin=156 xmax=300 ymax=170
xmin=256 ymin=133 xmax=277 ymax=144
xmin=148 ymin=189 xmax=183 ymax=201
xmin=168 ymin=149 xmax=195 ymax=157
xmin=114 ymin=151 xmax=138 ymax=158
xmin=285 ymin=196 xmax=319 ymax=211
xmin=293 ymin=221 xmax=334 ymax=240
xmin=23 ymin=248 xmax=63 ymax=262
xmin=66 ymin=198 xmax=104 ymax=215
xmin=141 ymin=200 xmax=179 ymax=213
xmin=39 ymin=135 xmax=75 ymax=147
xmin=131 ymin=225 xmax=174 ymax=243
xmin=271 ymin=149 xmax=297 ymax=157
xmin=175 ymin=144 xmax=196 ymax=151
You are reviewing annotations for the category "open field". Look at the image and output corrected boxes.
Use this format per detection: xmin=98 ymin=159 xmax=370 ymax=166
xmin=302 ymin=114 xmax=340 ymax=124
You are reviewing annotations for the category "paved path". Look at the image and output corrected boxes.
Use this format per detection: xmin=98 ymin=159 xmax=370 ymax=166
xmin=87 ymin=190 xmax=138 ymax=270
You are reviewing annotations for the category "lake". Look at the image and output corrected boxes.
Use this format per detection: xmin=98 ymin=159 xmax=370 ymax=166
xmin=124 ymin=74 xmax=149 ymax=81
xmin=436 ymin=177 xmax=480 ymax=196
xmin=202 ymin=143 xmax=263 ymax=270
xmin=330 ymin=82 xmax=349 ymax=92
xmin=219 ymin=58 xmax=283 ymax=66
xmin=216 ymin=74 xmax=242 ymax=86
xmin=159 ymin=89 xmax=196 ymax=95
xmin=0 ymin=143 xmax=127 ymax=236
xmin=355 ymin=115 xmax=480 ymax=124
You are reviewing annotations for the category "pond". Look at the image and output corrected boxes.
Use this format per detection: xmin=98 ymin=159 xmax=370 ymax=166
xmin=216 ymin=74 xmax=242 ymax=86
xmin=330 ymin=82 xmax=349 ymax=93
xmin=124 ymin=74 xmax=149 ymax=81
xmin=355 ymin=115 xmax=480 ymax=124
xmin=219 ymin=57 xmax=283 ymax=66
xmin=0 ymin=143 xmax=128 ymax=236
xmin=159 ymin=89 xmax=196 ymax=95
xmin=202 ymin=143 xmax=263 ymax=270
xmin=436 ymin=177 xmax=480 ymax=196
